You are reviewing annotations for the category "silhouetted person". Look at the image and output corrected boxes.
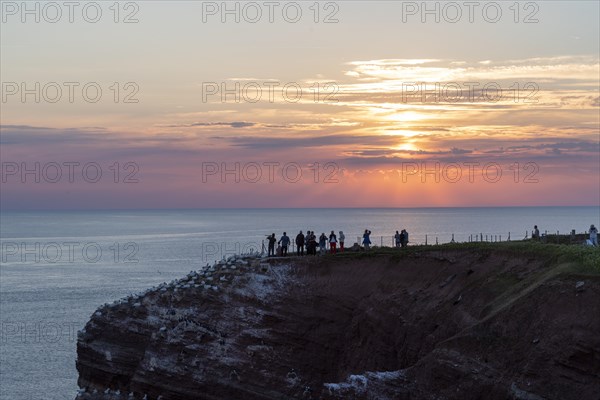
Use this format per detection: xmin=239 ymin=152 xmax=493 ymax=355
xmin=590 ymin=224 xmax=598 ymax=246
xmin=363 ymin=229 xmax=372 ymax=250
xmin=309 ymin=231 xmax=317 ymax=255
xmin=305 ymin=231 xmax=313 ymax=255
xmin=319 ymin=233 xmax=327 ymax=254
xmin=279 ymin=232 xmax=290 ymax=256
xmin=296 ymin=231 xmax=305 ymax=256
xmin=394 ymin=230 xmax=401 ymax=248
xmin=267 ymin=233 xmax=276 ymax=257
xmin=401 ymin=229 xmax=408 ymax=248
xmin=339 ymin=231 xmax=345 ymax=252
xmin=329 ymin=230 xmax=337 ymax=254
xmin=532 ymin=225 xmax=540 ymax=240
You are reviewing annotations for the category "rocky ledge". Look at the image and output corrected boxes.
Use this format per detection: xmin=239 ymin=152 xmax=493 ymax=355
xmin=75 ymin=245 xmax=600 ymax=400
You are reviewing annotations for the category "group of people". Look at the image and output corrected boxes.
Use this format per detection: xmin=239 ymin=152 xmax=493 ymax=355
xmin=267 ymin=230 xmax=347 ymax=257
xmin=394 ymin=229 xmax=409 ymax=248
xmin=267 ymin=223 xmax=600 ymax=256
xmin=266 ymin=228 xmax=410 ymax=257
xmin=532 ymin=224 xmax=598 ymax=246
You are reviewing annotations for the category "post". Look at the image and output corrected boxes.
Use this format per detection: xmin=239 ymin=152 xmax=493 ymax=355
xmin=425 ymin=235 xmax=428 ymax=246
xmin=480 ymin=233 xmax=483 ymax=242
xmin=451 ymin=233 xmax=455 ymax=243
xmin=436 ymin=237 xmax=439 ymax=245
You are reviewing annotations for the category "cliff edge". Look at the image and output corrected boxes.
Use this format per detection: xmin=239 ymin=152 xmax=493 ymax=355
xmin=75 ymin=244 xmax=600 ymax=400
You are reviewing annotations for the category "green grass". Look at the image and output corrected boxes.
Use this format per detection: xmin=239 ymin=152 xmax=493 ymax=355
xmin=322 ymin=241 xmax=600 ymax=273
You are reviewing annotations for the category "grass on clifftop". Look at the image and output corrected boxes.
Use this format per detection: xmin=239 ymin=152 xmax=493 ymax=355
xmin=328 ymin=241 xmax=600 ymax=274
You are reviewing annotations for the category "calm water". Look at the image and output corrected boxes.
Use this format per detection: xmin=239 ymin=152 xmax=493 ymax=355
xmin=1 ymin=207 xmax=598 ymax=399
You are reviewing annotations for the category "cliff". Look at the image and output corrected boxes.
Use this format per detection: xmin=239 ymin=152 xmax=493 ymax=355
xmin=75 ymin=243 xmax=600 ymax=400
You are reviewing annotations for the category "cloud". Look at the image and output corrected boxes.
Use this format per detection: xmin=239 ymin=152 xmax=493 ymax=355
xmin=0 ymin=125 xmax=109 ymax=145
xmin=342 ymin=55 xmax=599 ymax=90
xmin=218 ymin=134 xmax=399 ymax=149
xmin=164 ymin=121 xmax=256 ymax=128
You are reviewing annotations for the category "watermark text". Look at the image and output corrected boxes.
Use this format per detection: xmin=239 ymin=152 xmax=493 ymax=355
xmin=1 ymin=1 xmax=140 ymax=23
xmin=1 ymin=241 xmax=140 ymax=264
xmin=1 ymin=162 xmax=140 ymax=184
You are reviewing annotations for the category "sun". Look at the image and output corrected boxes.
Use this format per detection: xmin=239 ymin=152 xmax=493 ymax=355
xmin=393 ymin=142 xmax=419 ymax=152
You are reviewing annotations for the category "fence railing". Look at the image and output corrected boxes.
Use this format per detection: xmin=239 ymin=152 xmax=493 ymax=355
xmin=204 ymin=230 xmax=594 ymax=263
xmin=259 ymin=229 xmax=592 ymax=254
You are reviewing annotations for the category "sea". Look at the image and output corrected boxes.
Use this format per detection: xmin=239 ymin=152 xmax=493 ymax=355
xmin=1 ymin=207 xmax=598 ymax=400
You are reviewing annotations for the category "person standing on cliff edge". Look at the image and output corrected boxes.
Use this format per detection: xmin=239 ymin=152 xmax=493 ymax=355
xmin=339 ymin=231 xmax=345 ymax=252
xmin=329 ymin=230 xmax=338 ymax=254
xmin=296 ymin=231 xmax=305 ymax=256
xmin=590 ymin=224 xmax=598 ymax=246
xmin=308 ymin=231 xmax=317 ymax=255
xmin=363 ymin=229 xmax=372 ymax=250
xmin=395 ymin=230 xmax=401 ymax=248
xmin=267 ymin=233 xmax=276 ymax=257
xmin=401 ymin=229 xmax=409 ymax=248
xmin=532 ymin=225 xmax=540 ymax=240
xmin=319 ymin=233 xmax=327 ymax=255
xmin=279 ymin=232 xmax=290 ymax=256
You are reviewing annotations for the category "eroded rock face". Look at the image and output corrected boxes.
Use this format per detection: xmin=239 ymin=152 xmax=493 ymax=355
xmin=75 ymin=250 xmax=600 ymax=400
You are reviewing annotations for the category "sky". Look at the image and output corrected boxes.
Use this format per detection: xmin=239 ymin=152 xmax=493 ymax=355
xmin=1 ymin=0 xmax=599 ymax=209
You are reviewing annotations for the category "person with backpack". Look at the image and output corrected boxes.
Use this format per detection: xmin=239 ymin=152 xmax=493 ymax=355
xmin=295 ymin=231 xmax=305 ymax=256
xmin=329 ymin=230 xmax=338 ymax=254
xmin=279 ymin=232 xmax=290 ymax=256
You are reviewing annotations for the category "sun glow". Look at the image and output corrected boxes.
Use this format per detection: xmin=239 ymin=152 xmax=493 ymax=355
xmin=386 ymin=110 xmax=430 ymax=124
xmin=393 ymin=142 xmax=419 ymax=152
xmin=384 ymin=130 xmax=422 ymax=138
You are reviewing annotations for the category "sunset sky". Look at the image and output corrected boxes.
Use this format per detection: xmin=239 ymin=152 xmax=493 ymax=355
xmin=1 ymin=1 xmax=599 ymax=209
